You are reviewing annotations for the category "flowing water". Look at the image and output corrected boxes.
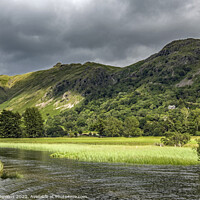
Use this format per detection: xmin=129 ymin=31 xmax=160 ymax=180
xmin=0 ymin=148 xmax=199 ymax=200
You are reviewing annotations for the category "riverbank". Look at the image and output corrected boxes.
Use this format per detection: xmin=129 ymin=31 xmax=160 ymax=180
xmin=0 ymin=137 xmax=199 ymax=165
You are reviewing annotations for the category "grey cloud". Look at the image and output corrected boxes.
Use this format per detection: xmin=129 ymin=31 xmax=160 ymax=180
xmin=0 ymin=0 xmax=200 ymax=75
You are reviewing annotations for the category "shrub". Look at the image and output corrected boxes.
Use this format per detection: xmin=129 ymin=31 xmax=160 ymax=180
xmin=161 ymin=132 xmax=191 ymax=147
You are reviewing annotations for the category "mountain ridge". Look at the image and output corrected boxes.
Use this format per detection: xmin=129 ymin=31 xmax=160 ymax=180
xmin=0 ymin=38 xmax=200 ymax=120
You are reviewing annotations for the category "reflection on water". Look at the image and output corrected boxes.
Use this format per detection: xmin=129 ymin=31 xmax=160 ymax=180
xmin=0 ymin=148 xmax=199 ymax=199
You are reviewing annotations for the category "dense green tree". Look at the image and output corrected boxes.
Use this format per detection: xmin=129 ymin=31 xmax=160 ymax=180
xmin=95 ymin=117 xmax=124 ymax=137
xmin=0 ymin=110 xmax=22 ymax=138
xmin=76 ymin=118 xmax=87 ymax=127
xmin=23 ymin=107 xmax=44 ymax=138
xmin=190 ymin=108 xmax=200 ymax=134
xmin=143 ymin=121 xmax=165 ymax=136
xmin=95 ymin=118 xmax=106 ymax=136
xmin=46 ymin=126 xmax=66 ymax=137
xmin=64 ymin=121 xmax=76 ymax=132
xmin=104 ymin=117 xmax=123 ymax=137
xmin=163 ymin=109 xmax=191 ymax=134
xmin=124 ymin=116 xmax=142 ymax=137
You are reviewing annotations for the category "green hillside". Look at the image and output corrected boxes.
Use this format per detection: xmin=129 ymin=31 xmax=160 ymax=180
xmin=0 ymin=62 xmax=121 ymax=117
xmin=0 ymin=38 xmax=200 ymax=136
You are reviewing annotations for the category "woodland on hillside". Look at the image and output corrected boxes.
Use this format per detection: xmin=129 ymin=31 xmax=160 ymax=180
xmin=0 ymin=39 xmax=200 ymax=142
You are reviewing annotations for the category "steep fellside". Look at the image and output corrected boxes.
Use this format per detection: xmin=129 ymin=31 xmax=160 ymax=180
xmin=113 ymin=38 xmax=200 ymax=102
xmin=122 ymin=38 xmax=200 ymax=86
xmin=0 ymin=62 xmax=121 ymax=117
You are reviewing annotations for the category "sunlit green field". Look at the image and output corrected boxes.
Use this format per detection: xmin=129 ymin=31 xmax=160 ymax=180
xmin=0 ymin=137 xmax=199 ymax=165
xmin=0 ymin=136 xmax=162 ymax=145
xmin=3 ymin=136 xmax=199 ymax=145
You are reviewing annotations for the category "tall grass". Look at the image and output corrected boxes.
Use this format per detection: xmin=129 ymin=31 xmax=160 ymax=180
xmin=1 ymin=171 xmax=23 ymax=179
xmin=0 ymin=142 xmax=198 ymax=165
xmin=0 ymin=161 xmax=3 ymax=172
xmin=0 ymin=159 xmax=23 ymax=179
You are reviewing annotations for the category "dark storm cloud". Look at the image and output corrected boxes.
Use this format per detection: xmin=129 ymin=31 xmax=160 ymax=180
xmin=0 ymin=0 xmax=200 ymax=75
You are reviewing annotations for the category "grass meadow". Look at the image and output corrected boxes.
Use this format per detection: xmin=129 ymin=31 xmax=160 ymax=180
xmin=0 ymin=136 xmax=199 ymax=165
xmin=0 ymin=136 xmax=166 ymax=145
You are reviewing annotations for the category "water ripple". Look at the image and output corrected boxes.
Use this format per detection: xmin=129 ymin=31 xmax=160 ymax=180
xmin=0 ymin=148 xmax=199 ymax=200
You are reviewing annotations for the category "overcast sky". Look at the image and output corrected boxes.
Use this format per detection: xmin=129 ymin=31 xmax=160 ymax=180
xmin=0 ymin=0 xmax=200 ymax=75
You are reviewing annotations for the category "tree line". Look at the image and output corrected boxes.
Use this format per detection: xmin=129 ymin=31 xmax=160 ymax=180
xmin=0 ymin=105 xmax=199 ymax=147
xmin=0 ymin=108 xmax=44 ymax=138
xmin=45 ymin=106 xmax=200 ymax=137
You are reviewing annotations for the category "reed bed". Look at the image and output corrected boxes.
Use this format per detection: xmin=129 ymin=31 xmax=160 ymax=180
xmin=0 ymin=142 xmax=198 ymax=165
xmin=0 ymin=161 xmax=3 ymax=172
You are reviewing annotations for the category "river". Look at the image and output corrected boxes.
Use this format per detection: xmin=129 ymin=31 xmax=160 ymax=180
xmin=0 ymin=148 xmax=199 ymax=199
